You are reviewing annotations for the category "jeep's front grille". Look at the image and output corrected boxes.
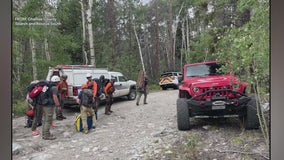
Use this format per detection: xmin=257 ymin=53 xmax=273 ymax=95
xmin=202 ymin=86 xmax=232 ymax=97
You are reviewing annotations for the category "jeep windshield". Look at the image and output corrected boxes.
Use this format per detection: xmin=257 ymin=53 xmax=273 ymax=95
xmin=186 ymin=63 xmax=222 ymax=77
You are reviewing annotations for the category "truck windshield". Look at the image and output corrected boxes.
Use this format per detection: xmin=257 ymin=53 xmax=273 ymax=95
xmin=186 ymin=63 xmax=222 ymax=77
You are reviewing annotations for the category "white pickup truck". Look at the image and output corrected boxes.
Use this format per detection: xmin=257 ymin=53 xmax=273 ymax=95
xmin=107 ymin=71 xmax=137 ymax=100
xmin=46 ymin=65 xmax=136 ymax=107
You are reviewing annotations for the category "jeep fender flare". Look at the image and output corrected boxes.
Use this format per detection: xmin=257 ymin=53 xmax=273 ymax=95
xmin=178 ymin=89 xmax=191 ymax=99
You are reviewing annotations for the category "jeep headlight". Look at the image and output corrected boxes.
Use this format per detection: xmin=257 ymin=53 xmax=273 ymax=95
xmin=192 ymin=87 xmax=199 ymax=92
xmin=232 ymin=84 xmax=240 ymax=90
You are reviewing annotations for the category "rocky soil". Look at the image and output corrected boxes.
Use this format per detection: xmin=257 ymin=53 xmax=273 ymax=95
xmin=12 ymin=90 xmax=269 ymax=160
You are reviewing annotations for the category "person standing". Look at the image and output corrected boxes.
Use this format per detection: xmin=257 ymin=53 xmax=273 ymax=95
xmin=98 ymin=75 xmax=107 ymax=97
xmin=77 ymin=84 xmax=97 ymax=134
xmin=25 ymin=80 xmax=43 ymax=135
xmin=27 ymin=94 xmax=43 ymax=136
xmin=39 ymin=75 xmax=61 ymax=140
xmin=104 ymin=78 xmax=115 ymax=115
xmin=86 ymin=73 xmax=98 ymax=118
xmin=56 ymin=74 xmax=68 ymax=120
xmin=136 ymin=70 xmax=149 ymax=106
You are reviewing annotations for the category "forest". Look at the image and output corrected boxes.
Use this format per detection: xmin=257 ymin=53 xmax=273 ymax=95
xmin=12 ymin=0 xmax=269 ymax=107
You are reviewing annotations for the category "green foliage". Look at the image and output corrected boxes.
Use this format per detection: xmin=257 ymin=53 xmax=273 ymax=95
xmin=148 ymin=84 xmax=160 ymax=91
xmin=13 ymin=100 xmax=28 ymax=117
xmin=187 ymin=31 xmax=215 ymax=62
xmin=12 ymin=0 xmax=269 ymax=106
xmin=182 ymin=0 xmax=269 ymax=96
xmin=185 ymin=133 xmax=199 ymax=150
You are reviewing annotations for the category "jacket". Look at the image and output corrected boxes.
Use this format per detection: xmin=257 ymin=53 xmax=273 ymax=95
xmin=86 ymin=80 xmax=97 ymax=98
xmin=104 ymin=82 xmax=115 ymax=95
xmin=57 ymin=80 xmax=69 ymax=98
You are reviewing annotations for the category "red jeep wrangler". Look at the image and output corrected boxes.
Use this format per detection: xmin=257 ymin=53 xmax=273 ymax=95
xmin=177 ymin=61 xmax=259 ymax=130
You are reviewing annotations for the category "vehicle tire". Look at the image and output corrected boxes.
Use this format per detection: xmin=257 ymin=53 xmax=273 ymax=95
xmin=162 ymin=86 xmax=167 ymax=90
xmin=177 ymin=98 xmax=191 ymax=130
xmin=173 ymin=85 xmax=179 ymax=90
xmin=127 ymin=88 xmax=137 ymax=100
xmin=244 ymin=96 xmax=260 ymax=129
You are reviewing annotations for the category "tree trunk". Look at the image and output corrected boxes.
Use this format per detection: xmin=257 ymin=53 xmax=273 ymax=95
xmin=186 ymin=17 xmax=190 ymax=61
xmin=44 ymin=38 xmax=50 ymax=61
xmin=133 ymin=16 xmax=145 ymax=72
xmin=30 ymin=38 xmax=37 ymax=80
xmin=181 ymin=20 xmax=186 ymax=71
xmin=86 ymin=0 xmax=95 ymax=66
xmin=80 ymin=0 xmax=88 ymax=65
xmin=43 ymin=6 xmax=50 ymax=61
xmin=173 ymin=3 xmax=184 ymax=71
xmin=154 ymin=0 xmax=160 ymax=80
xmin=109 ymin=0 xmax=117 ymax=67
xmin=168 ymin=0 xmax=174 ymax=71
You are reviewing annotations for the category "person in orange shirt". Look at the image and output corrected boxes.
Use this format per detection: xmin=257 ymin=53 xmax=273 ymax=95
xmin=56 ymin=74 xmax=68 ymax=120
xmin=86 ymin=73 xmax=98 ymax=117
xmin=104 ymin=78 xmax=115 ymax=115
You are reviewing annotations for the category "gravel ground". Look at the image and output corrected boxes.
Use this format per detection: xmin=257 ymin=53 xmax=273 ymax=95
xmin=12 ymin=90 xmax=269 ymax=160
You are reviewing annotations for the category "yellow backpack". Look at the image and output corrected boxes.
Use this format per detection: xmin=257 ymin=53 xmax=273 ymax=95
xmin=74 ymin=113 xmax=93 ymax=132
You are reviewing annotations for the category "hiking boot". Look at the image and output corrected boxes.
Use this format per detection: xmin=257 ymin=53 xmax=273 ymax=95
xmin=144 ymin=102 xmax=148 ymax=105
xmin=61 ymin=115 xmax=67 ymax=119
xmin=56 ymin=117 xmax=63 ymax=120
xmin=42 ymin=134 xmax=56 ymax=140
xmin=105 ymin=112 xmax=111 ymax=115
xmin=109 ymin=110 xmax=113 ymax=113
xmin=83 ymin=130 xmax=89 ymax=134
xmin=32 ymin=130 xmax=39 ymax=136
xmin=136 ymin=103 xmax=139 ymax=106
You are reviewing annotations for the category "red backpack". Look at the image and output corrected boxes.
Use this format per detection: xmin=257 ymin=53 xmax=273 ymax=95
xmin=29 ymin=85 xmax=44 ymax=98
xmin=27 ymin=80 xmax=50 ymax=99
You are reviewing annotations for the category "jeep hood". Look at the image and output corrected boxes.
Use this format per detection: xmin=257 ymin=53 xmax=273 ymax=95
xmin=184 ymin=75 xmax=240 ymax=88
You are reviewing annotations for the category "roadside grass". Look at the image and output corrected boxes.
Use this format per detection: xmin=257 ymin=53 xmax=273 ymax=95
xmin=231 ymin=137 xmax=244 ymax=146
xmin=146 ymin=133 xmax=202 ymax=159
xmin=148 ymin=84 xmax=161 ymax=91
xmin=13 ymin=100 xmax=27 ymax=117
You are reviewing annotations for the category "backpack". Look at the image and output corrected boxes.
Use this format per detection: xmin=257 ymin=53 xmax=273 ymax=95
xmin=80 ymin=89 xmax=94 ymax=107
xmin=106 ymin=81 xmax=115 ymax=94
xmin=24 ymin=109 xmax=42 ymax=128
xmin=74 ymin=113 xmax=93 ymax=132
xmin=28 ymin=81 xmax=56 ymax=106
xmin=93 ymin=78 xmax=102 ymax=97
xmin=36 ymin=84 xmax=57 ymax=106
xmin=27 ymin=80 xmax=50 ymax=99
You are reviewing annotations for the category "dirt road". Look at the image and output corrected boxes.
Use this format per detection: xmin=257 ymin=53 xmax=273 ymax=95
xmin=12 ymin=90 xmax=269 ymax=160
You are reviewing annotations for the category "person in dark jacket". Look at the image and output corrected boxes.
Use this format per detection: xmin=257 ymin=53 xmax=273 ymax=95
xmin=136 ymin=70 xmax=149 ymax=106
xmin=104 ymin=78 xmax=115 ymax=115
xmin=41 ymin=75 xmax=61 ymax=140
xmin=77 ymin=83 xmax=97 ymax=134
